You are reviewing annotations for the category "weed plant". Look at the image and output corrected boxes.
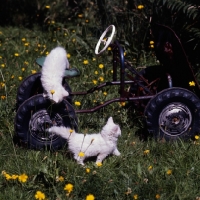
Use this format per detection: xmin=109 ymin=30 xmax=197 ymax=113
xmin=0 ymin=0 xmax=200 ymax=200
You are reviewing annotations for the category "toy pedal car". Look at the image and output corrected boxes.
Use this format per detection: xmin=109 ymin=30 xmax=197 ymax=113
xmin=14 ymin=24 xmax=200 ymax=150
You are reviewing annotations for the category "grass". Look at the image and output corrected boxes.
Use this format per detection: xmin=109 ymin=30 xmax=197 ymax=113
xmin=0 ymin=24 xmax=200 ymax=200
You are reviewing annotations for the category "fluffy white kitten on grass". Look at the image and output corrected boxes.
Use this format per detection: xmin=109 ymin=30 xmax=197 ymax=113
xmin=41 ymin=46 xmax=69 ymax=103
xmin=48 ymin=117 xmax=121 ymax=165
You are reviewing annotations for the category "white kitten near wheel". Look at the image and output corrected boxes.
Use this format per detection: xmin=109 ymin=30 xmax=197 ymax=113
xmin=41 ymin=46 xmax=69 ymax=103
xmin=48 ymin=117 xmax=121 ymax=165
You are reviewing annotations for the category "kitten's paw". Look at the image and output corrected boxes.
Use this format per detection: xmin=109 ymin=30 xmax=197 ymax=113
xmin=46 ymin=126 xmax=56 ymax=133
xmin=113 ymin=149 xmax=121 ymax=156
xmin=77 ymin=161 xmax=85 ymax=165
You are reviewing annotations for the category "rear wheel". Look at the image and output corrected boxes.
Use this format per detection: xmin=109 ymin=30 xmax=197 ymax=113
xmin=15 ymin=94 xmax=78 ymax=150
xmin=144 ymin=87 xmax=200 ymax=141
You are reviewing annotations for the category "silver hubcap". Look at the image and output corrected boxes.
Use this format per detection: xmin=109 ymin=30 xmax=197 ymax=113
xmin=29 ymin=109 xmax=63 ymax=141
xmin=159 ymin=102 xmax=192 ymax=136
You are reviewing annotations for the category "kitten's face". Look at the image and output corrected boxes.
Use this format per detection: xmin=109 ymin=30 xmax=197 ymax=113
xmin=105 ymin=117 xmax=121 ymax=138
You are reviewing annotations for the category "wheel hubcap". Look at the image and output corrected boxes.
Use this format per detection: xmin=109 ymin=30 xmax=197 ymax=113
xmin=29 ymin=109 xmax=63 ymax=141
xmin=159 ymin=102 xmax=192 ymax=136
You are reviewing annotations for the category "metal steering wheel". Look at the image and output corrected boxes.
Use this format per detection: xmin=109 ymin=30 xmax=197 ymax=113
xmin=95 ymin=25 xmax=116 ymax=55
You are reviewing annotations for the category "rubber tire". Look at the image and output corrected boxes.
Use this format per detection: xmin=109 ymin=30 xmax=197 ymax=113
xmin=16 ymin=72 xmax=72 ymax=110
xmin=144 ymin=87 xmax=200 ymax=141
xmin=15 ymin=94 xmax=78 ymax=150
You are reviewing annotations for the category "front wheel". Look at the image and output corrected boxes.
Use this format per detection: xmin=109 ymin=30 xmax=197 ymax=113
xmin=144 ymin=87 xmax=200 ymax=141
xmin=14 ymin=94 xmax=78 ymax=150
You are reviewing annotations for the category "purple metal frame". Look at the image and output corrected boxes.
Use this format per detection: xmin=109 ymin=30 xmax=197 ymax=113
xmin=71 ymin=41 xmax=155 ymax=114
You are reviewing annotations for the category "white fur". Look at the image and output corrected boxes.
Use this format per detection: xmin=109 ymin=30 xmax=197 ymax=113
xmin=41 ymin=46 xmax=69 ymax=103
xmin=48 ymin=117 xmax=121 ymax=165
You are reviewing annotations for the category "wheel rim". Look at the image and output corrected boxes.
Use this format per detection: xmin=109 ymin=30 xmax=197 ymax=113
xmin=159 ymin=102 xmax=192 ymax=136
xmin=29 ymin=109 xmax=63 ymax=142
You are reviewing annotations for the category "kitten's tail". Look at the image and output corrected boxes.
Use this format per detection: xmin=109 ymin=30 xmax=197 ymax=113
xmin=48 ymin=126 xmax=74 ymax=140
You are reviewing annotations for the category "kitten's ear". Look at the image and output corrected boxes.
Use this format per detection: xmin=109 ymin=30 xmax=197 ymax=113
xmin=107 ymin=117 xmax=113 ymax=123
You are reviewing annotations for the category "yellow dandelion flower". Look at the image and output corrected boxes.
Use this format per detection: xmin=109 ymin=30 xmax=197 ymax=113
xmin=166 ymin=169 xmax=172 ymax=175
xmin=69 ymin=129 xmax=73 ymax=134
xmin=43 ymin=45 xmax=46 ymax=48
xmin=51 ymin=20 xmax=55 ymax=24
xmin=195 ymin=135 xmax=199 ymax=140
xmin=11 ymin=75 xmax=14 ymax=79
xmin=137 ymin=5 xmax=144 ymax=9
xmin=96 ymin=162 xmax=102 ymax=167
xmin=120 ymin=102 xmax=126 ymax=106
xmin=11 ymin=175 xmax=19 ymax=180
xmin=124 ymin=52 xmax=126 ymax=56
xmin=5 ymin=173 xmax=12 ymax=180
xmin=24 ymin=42 xmax=29 ymax=46
xmin=99 ymin=64 xmax=104 ymax=69
xmin=45 ymin=51 xmax=49 ymax=55
xmin=133 ymin=194 xmax=138 ymax=199
xmin=72 ymin=38 xmax=76 ymax=42
xmin=14 ymin=53 xmax=20 ymax=57
xmin=86 ymin=168 xmax=90 ymax=173
xmin=0 ymin=56 xmax=2 ymax=59
xmin=35 ymin=191 xmax=46 ymax=200
xmin=103 ymin=92 xmax=107 ymax=96
xmin=148 ymin=165 xmax=153 ymax=170
xmin=150 ymin=44 xmax=154 ymax=48
xmin=75 ymin=101 xmax=81 ymax=106
xmin=94 ymin=71 xmax=98 ymax=75
xmin=86 ymin=194 xmax=95 ymax=200
xmin=58 ymin=176 xmax=64 ymax=182
xmin=32 ymin=70 xmax=37 ymax=74
xmin=156 ymin=194 xmax=161 ymax=199
xmin=78 ymin=14 xmax=83 ymax=18
xmin=21 ymin=68 xmax=25 ymax=71
xmin=99 ymin=76 xmax=104 ymax=82
xmin=50 ymin=90 xmax=55 ymax=95
xmin=78 ymin=151 xmax=85 ymax=157
xmin=189 ymin=81 xmax=195 ymax=86
xmin=150 ymin=41 xmax=154 ymax=44
xmin=24 ymin=61 xmax=29 ymax=65
xmin=45 ymin=5 xmax=50 ymax=9
xmin=1 ymin=83 xmax=5 ymax=87
xmin=37 ymin=44 xmax=41 ymax=47
xmin=111 ymin=70 xmax=113 ymax=74
xmin=18 ymin=173 xmax=28 ymax=183
xmin=107 ymin=47 xmax=112 ymax=51
xmin=92 ymin=58 xmax=96 ymax=61
xmin=18 ymin=76 xmax=23 ymax=81
xmin=64 ymin=183 xmax=73 ymax=193
xmin=1 ymin=96 xmax=6 ymax=100
xmin=83 ymin=60 xmax=89 ymax=65
xmin=21 ymin=38 xmax=26 ymax=42
xmin=144 ymin=149 xmax=150 ymax=155
xmin=1 ymin=64 xmax=5 ymax=68
xmin=72 ymin=30 xmax=76 ymax=33
xmin=85 ymin=19 xmax=89 ymax=23
xmin=67 ymin=53 xmax=71 ymax=58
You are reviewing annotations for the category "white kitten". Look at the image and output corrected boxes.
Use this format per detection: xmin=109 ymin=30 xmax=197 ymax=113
xmin=41 ymin=46 xmax=69 ymax=103
xmin=48 ymin=117 xmax=121 ymax=165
